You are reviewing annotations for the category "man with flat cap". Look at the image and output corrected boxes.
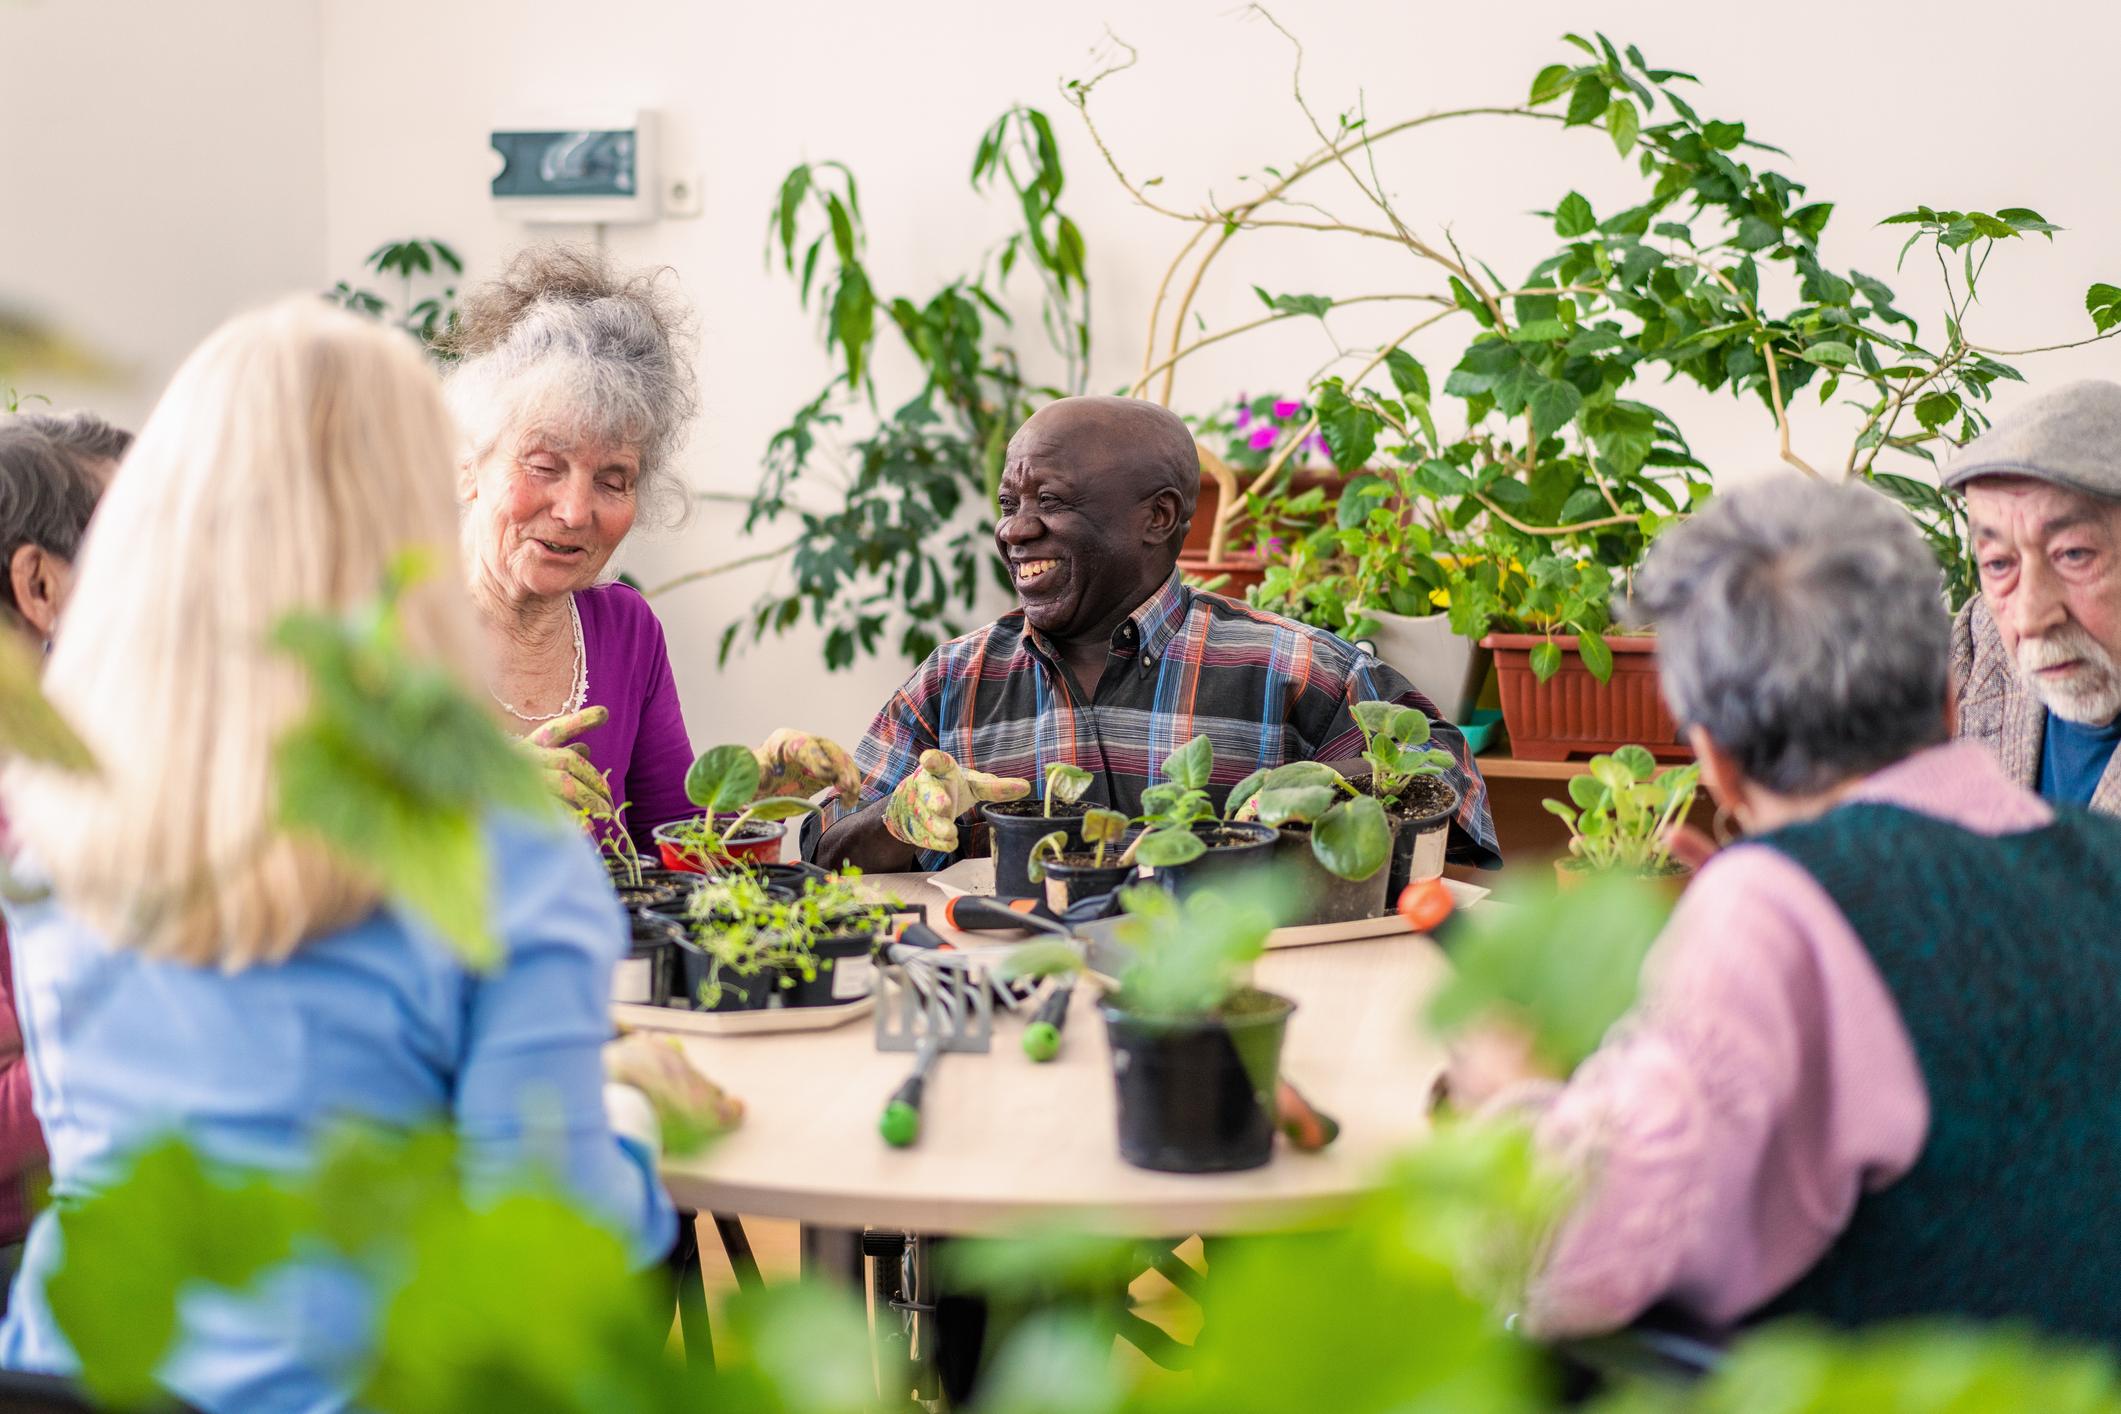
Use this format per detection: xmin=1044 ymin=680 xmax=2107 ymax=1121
xmin=1948 ymin=379 xmax=2121 ymax=812
xmin=816 ymin=394 xmax=1500 ymax=873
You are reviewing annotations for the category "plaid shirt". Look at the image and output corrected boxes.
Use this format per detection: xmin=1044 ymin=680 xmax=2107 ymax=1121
xmin=831 ymin=569 xmax=1500 ymax=870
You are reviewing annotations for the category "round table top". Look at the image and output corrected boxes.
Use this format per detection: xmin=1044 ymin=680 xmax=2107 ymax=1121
xmin=653 ymin=873 xmax=1448 ymax=1236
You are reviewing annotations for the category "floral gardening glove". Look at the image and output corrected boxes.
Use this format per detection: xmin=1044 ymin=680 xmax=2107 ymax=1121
xmin=522 ymin=705 xmax=613 ymax=813
xmin=882 ymin=749 xmax=1030 ymax=852
xmin=603 ymin=1031 xmax=745 ymax=1149
xmin=752 ymin=728 xmax=861 ymax=809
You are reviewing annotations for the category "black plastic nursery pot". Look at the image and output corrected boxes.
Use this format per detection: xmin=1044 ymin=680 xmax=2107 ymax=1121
xmin=1272 ymin=825 xmax=1390 ymax=925
xmin=1040 ymin=854 xmax=1138 ymax=913
xmin=669 ymin=932 xmax=879 ymax=1012
xmin=1142 ymin=820 xmax=1281 ymax=900
xmin=1384 ymin=777 xmax=1459 ymax=902
xmin=1100 ymin=989 xmax=1296 ymax=1173
xmin=982 ymin=800 xmax=1090 ymax=899
xmin=613 ymin=872 xmax=684 ymax=913
xmin=615 ymin=913 xmax=682 ymax=1007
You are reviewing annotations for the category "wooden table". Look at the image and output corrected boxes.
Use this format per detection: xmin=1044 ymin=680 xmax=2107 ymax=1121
xmin=654 ymin=874 xmax=1449 ymax=1238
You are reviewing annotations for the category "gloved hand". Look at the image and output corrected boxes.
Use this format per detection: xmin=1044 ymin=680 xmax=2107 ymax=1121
xmin=882 ymin=749 xmax=1030 ymax=852
xmin=752 ymin=728 xmax=860 ymax=809
xmin=603 ymin=1032 xmax=745 ymax=1142
xmin=522 ymin=705 xmax=613 ymax=814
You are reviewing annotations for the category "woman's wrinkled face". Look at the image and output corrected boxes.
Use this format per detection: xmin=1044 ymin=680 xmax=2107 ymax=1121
xmin=464 ymin=427 xmax=640 ymax=601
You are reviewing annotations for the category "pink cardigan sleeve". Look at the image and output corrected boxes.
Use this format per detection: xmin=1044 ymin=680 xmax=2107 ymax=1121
xmin=0 ymin=931 xmax=47 ymax=1189
xmin=1516 ymin=844 xmax=1929 ymax=1336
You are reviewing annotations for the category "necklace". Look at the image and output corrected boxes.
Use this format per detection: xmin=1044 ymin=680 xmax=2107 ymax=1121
xmin=490 ymin=594 xmax=588 ymax=723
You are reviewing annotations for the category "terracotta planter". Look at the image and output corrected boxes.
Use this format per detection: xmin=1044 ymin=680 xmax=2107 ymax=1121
xmin=1177 ymin=551 xmax=1268 ymax=597
xmin=1359 ymin=610 xmax=1489 ymax=724
xmin=1482 ymin=633 xmax=1687 ymax=762
xmin=1185 ymin=465 xmax=1348 ymax=555
xmin=1554 ymin=856 xmax=1693 ymax=898
xmin=652 ymin=818 xmax=787 ymax=874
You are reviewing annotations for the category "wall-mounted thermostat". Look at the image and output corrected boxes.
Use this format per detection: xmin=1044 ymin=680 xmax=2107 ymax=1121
xmin=490 ymin=111 xmax=658 ymax=224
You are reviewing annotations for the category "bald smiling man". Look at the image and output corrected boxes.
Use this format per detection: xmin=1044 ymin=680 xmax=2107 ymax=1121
xmin=815 ymin=395 xmax=1500 ymax=875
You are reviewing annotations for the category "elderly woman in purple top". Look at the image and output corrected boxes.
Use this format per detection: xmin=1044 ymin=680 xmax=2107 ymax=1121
xmin=442 ymin=245 xmax=699 ymax=851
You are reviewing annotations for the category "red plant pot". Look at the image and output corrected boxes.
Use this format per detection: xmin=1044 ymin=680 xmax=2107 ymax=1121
xmin=651 ymin=817 xmax=787 ymax=875
xmin=1481 ymin=633 xmax=1688 ymax=762
xmin=1177 ymin=551 xmax=1269 ymax=597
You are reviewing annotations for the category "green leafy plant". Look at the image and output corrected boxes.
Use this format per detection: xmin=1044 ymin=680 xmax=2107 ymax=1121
xmin=1026 ymin=807 xmax=1130 ymax=881
xmin=662 ymin=743 xmax=820 ymax=870
xmin=679 ymin=106 xmax=1091 ymax=672
xmin=1228 ymin=759 xmax=1392 ymax=882
xmin=1542 ymin=743 xmax=1700 ymax=875
xmin=680 ymin=866 xmax=894 ymax=1008
xmin=327 ymin=238 xmax=464 ymax=353
xmin=1118 ymin=734 xmax=1220 ymax=868
xmin=1042 ymin=761 xmax=1092 ymax=816
xmin=1106 ymin=873 xmax=1289 ymax=1020
xmin=1349 ymin=699 xmax=1458 ymax=808
xmin=271 ymin=551 xmax=548 ymax=967
xmin=570 ymin=775 xmax=645 ymax=888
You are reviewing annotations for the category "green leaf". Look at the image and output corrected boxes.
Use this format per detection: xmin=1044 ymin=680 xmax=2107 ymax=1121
xmin=1915 ymin=391 xmax=1961 ymax=430
xmin=1316 ymin=384 xmax=1380 ymax=471
xmin=1564 ymin=76 xmax=1610 ymax=127
xmin=1553 ymin=191 xmax=1596 ymax=238
xmin=2089 ymin=283 xmax=2121 ymax=334
xmin=1610 ymin=743 xmax=1656 ymax=781
xmin=1383 ymin=347 xmax=1431 ymax=402
xmin=1576 ymin=628 xmax=1614 ymax=682
xmin=1133 ymin=828 xmax=1207 ymax=868
xmin=1044 ymin=761 xmax=1094 ymax=810
xmin=739 ymin=795 xmax=821 ymax=823
xmin=1082 ymin=807 xmax=1130 ymax=846
xmin=1605 ymin=97 xmax=1640 ymax=154
xmin=1311 ymin=795 xmax=1392 ymax=881
xmin=1226 ymin=768 xmax=1270 ymax=819
xmin=1161 ymin=734 xmax=1214 ymax=793
xmin=1527 ymin=62 xmax=1573 ymax=105
xmin=1257 ymin=784 xmax=1339 ymax=828
xmin=1529 ymin=641 xmax=1563 ymax=682
xmin=1803 ymin=340 xmax=1857 ymax=367
xmin=0 ymin=627 xmax=96 ymax=772
xmin=1253 ymin=286 xmax=1334 ymax=319
xmin=1527 ymin=379 xmax=1584 ymax=443
xmin=685 ymin=743 xmax=763 ymax=812
xmin=1567 ymin=773 xmax=1606 ymax=810
xmin=1449 ymin=277 xmax=1495 ymax=327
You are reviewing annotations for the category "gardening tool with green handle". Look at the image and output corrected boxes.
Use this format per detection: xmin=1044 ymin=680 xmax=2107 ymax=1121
xmin=1021 ymin=977 xmax=1075 ymax=1062
xmin=874 ymin=942 xmax=993 ymax=1148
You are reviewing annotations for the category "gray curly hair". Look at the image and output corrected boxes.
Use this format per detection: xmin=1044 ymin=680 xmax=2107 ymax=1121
xmin=440 ymin=244 xmax=698 ymax=529
xmin=1627 ymin=476 xmax=1949 ymax=796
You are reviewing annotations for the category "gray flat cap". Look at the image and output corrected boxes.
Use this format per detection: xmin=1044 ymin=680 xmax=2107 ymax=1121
xmin=1942 ymin=379 xmax=2121 ymax=499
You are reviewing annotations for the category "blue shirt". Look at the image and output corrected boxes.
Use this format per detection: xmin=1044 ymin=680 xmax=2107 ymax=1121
xmin=0 ymin=816 xmax=674 ymax=1413
xmin=2037 ymin=710 xmax=2121 ymax=807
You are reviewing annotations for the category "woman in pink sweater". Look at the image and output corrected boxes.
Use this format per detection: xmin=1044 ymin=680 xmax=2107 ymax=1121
xmin=1453 ymin=478 xmax=2121 ymax=1346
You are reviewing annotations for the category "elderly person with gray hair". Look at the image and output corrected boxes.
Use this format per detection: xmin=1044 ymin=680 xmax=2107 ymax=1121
xmin=441 ymin=246 xmax=701 ymax=848
xmin=1947 ymin=379 xmax=2121 ymax=812
xmin=0 ymin=411 xmax=128 ymax=650
xmin=1449 ymin=476 xmax=2121 ymax=1345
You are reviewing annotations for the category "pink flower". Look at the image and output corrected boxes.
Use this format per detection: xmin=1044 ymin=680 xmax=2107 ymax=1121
xmin=1248 ymin=425 xmax=1279 ymax=451
xmin=1307 ymin=433 xmax=1331 ymax=459
xmin=1273 ymin=398 xmax=1302 ymax=420
xmin=1234 ymin=405 xmax=1253 ymax=430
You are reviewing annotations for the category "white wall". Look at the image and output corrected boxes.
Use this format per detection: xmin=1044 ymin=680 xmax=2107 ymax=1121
xmin=0 ymin=0 xmax=326 ymax=427
xmin=13 ymin=1 xmax=2121 ymax=751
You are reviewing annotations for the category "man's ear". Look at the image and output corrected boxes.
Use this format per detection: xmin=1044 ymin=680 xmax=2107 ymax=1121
xmin=1142 ymin=488 xmax=1187 ymax=549
xmin=9 ymin=543 xmax=65 ymax=642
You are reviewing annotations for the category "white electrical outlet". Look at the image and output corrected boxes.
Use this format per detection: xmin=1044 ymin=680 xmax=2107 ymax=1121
xmin=663 ymin=170 xmax=704 ymax=219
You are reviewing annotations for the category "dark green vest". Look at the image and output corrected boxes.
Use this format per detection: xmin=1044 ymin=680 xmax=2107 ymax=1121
xmin=1753 ymin=802 xmax=2121 ymax=1344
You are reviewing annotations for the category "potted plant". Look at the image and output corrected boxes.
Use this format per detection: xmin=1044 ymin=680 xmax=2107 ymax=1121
xmin=1026 ymin=806 xmax=1134 ymax=910
xmin=1010 ymin=878 xmax=1296 ymax=1172
xmin=667 ymin=868 xmax=896 ymax=1011
xmin=1345 ymin=701 xmax=1463 ymax=898
xmin=1542 ymin=745 xmax=1700 ymax=888
xmin=1179 ymin=394 xmax=1345 ymax=594
xmin=578 ymin=791 xmax=689 ymax=913
xmin=1228 ymin=761 xmax=1393 ymax=925
xmin=983 ymin=761 xmax=1094 ymax=898
xmin=1116 ymin=735 xmax=1279 ymax=894
xmin=616 ymin=910 xmax=683 ymax=1008
xmin=652 ymin=743 xmax=821 ymax=874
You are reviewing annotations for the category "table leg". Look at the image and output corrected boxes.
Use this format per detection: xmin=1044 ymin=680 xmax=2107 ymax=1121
xmin=799 ymin=1223 xmax=866 ymax=1287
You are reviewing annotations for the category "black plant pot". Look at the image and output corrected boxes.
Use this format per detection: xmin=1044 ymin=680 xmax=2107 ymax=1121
xmin=1143 ymin=820 xmax=1280 ymax=900
xmin=670 ymin=932 xmax=879 ymax=1012
xmin=1040 ymin=854 xmax=1137 ymax=913
xmin=614 ymin=874 xmax=684 ymax=913
xmin=982 ymin=801 xmax=1090 ymax=899
xmin=1273 ymin=825 xmax=1390 ymax=925
xmin=1101 ymin=989 xmax=1295 ymax=1173
xmin=616 ymin=912 xmax=682 ymax=1007
xmin=1384 ymin=780 xmax=1460 ymax=902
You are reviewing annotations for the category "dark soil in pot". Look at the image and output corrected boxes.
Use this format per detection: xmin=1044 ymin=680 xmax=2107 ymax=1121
xmin=982 ymin=800 xmax=1091 ymax=899
xmin=614 ymin=875 xmax=683 ymax=912
xmin=1143 ymin=820 xmax=1280 ymax=900
xmin=616 ymin=913 xmax=681 ymax=1007
xmin=1040 ymin=852 xmax=1137 ymax=912
xmin=671 ymin=932 xmax=879 ymax=1011
xmin=1272 ymin=824 xmax=1390 ymax=925
xmin=1101 ymin=987 xmax=1295 ymax=1173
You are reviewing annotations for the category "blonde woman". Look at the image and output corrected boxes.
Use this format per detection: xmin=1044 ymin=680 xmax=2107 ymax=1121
xmin=441 ymin=245 xmax=700 ymax=849
xmin=0 ymin=300 xmax=727 ymax=1410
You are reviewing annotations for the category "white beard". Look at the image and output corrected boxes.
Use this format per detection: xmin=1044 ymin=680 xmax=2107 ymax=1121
xmin=2018 ymin=624 xmax=2121 ymax=726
